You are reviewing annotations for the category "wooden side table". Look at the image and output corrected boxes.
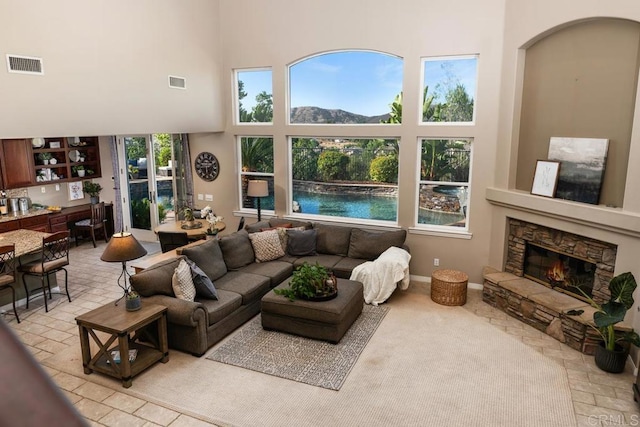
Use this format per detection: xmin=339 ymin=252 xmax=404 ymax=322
xmin=75 ymin=302 xmax=169 ymax=388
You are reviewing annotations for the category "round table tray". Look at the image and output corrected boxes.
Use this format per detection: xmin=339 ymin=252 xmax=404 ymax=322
xmin=181 ymin=221 xmax=203 ymax=230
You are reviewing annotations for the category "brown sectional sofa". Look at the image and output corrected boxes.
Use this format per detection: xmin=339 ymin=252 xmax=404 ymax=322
xmin=130 ymin=218 xmax=407 ymax=356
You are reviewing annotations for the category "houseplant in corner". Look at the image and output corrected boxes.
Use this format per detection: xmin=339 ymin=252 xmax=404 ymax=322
xmin=274 ymin=262 xmax=337 ymax=301
xmin=568 ymin=272 xmax=640 ymax=373
xmin=83 ymin=181 xmax=103 ymax=204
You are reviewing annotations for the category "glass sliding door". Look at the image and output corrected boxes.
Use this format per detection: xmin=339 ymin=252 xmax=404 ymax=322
xmin=117 ymin=135 xmax=177 ymax=241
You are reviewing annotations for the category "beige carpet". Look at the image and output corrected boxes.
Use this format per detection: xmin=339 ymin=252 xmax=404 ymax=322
xmin=44 ymin=291 xmax=577 ymax=427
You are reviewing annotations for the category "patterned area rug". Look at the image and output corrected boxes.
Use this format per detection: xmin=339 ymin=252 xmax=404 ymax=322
xmin=207 ymin=305 xmax=389 ymax=390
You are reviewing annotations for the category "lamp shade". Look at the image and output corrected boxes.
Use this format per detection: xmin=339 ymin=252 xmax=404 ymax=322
xmin=247 ymin=180 xmax=269 ymax=197
xmin=100 ymin=232 xmax=148 ymax=263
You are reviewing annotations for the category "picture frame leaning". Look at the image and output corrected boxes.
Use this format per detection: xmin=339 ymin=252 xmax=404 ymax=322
xmin=531 ymin=160 xmax=561 ymax=198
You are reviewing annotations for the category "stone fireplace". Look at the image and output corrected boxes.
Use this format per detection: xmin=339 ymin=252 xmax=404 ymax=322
xmin=482 ymin=218 xmax=620 ymax=354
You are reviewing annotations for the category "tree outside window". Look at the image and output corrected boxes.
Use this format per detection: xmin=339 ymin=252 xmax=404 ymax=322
xmin=422 ymin=56 xmax=478 ymax=123
xmin=236 ymin=69 xmax=273 ymax=123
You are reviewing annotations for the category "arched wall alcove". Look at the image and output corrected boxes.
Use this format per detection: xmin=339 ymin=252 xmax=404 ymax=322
xmin=514 ymin=18 xmax=640 ymax=208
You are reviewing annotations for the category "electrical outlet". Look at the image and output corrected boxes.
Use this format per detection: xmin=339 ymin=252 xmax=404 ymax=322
xmin=197 ymin=194 xmax=204 ymax=201
xmin=55 ymin=184 xmax=60 ymax=191
xmin=205 ymin=194 xmax=213 ymax=201
xmin=41 ymin=187 xmax=46 ymax=193
xmin=434 ymin=258 xmax=440 ymax=266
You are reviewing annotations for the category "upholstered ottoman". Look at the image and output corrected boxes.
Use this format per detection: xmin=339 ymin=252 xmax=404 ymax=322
xmin=261 ymin=278 xmax=364 ymax=343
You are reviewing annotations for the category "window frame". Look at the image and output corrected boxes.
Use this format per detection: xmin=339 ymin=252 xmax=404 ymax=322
xmin=419 ymin=54 xmax=479 ymax=126
xmin=414 ymin=137 xmax=473 ymax=234
xmin=234 ymin=67 xmax=273 ymax=125
xmin=237 ymin=136 xmax=275 ymax=217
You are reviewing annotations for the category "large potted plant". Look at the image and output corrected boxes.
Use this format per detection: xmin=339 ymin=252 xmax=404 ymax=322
xmin=83 ymin=181 xmax=103 ymax=204
xmin=569 ymin=272 xmax=640 ymax=373
xmin=275 ymin=262 xmax=337 ymax=301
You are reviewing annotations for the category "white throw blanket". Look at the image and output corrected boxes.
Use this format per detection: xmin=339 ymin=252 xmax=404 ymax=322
xmin=350 ymin=246 xmax=411 ymax=306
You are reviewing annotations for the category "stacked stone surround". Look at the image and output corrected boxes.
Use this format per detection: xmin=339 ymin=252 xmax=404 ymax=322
xmin=505 ymin=218 xmax=617 ymax=304
xmin=482 ymin=220 xmax=624 ymax=355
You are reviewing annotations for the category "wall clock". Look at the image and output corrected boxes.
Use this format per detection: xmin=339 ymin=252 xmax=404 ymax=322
xmin=194 ymin=152 xmax=220 ymax=181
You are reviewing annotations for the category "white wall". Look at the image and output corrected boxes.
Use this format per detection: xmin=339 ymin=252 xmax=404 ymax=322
xmin=186 ymin=0 xmax=507 ymax=282
xmin=0 ymin=0 xmax=223 ymax=137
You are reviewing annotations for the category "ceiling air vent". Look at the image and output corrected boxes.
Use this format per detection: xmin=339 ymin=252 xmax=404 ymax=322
xmin=168 ymin=75 xmax=186 ymax=89
xmin=6 ymin=54 xmax=43 ymax=75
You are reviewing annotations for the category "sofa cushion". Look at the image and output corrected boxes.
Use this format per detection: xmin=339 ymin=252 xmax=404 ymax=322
xmin=347 ymin=228 xmax=407 ymax=261
xmin=181 ymin=238 xmax=227 ymax=281
xmin=172 ymin=259 xmax=196 ymax=301
xmin=198 ymin=289 xmax=243 ymax=326
xmin=248 ymin=229 xmax=285 ymax=262
xmin=219 ymin=229 xmax=255 ymax=270
xmin=270 ymin=218 xmax=312 ymax=229
xmin=238 ymin=260 xmax=294 ymax=287
xmin=332 ymin=257 xmax=367 ymax=278
xmin=245 ymin=220 xmax=271 ymax=234
xmin=215 ymin=271 xmax=271 ymax=305
xmin=184 ymin=258 xmax=218 ymax=300
xmin=293 ymin=254 xmax=343 ymax=271
xmin=314 ymin=223 xmax=352 ymax=256
xmin=130 ymin=256 xmax=184 ymax=297
xmin=286 ymin=228 xmax=317 ymax=256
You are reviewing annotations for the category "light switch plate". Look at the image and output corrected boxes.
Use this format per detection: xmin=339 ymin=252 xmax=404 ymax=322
xmin=197 ymin=194 xmax=204 ymax=200
xmin=205 ymin=194 xmax=213 ymax=201
xmin=41 ymin=187 xmax=46 ymax=193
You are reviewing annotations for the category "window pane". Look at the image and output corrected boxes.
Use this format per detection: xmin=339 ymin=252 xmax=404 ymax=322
xmin=420 ymin=139 xmax=471 ymax=182
xmin=237 ymin=69 xmax=273 ymax=123
xmin=289 ymin=51 xmax=403 ymax=124
xmin=241 ymin=175 xmax=275 ymax=210
xmin=422 ymin=56 xmax=477 ymax=123
xmin=240 ymin=137 xmax=274 ymax=211
xmin=418 ymin=184 xmax=468 ymax=227
xmin=291 ymin=137 xmax=398 ymax=222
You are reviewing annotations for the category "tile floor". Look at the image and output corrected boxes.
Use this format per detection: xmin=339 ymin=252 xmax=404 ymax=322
xmin=3 ymin=240 xmax=639 ymax=426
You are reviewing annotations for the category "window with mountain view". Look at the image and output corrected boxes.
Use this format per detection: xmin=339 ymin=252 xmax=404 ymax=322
xmin=422 ymin=56 xmax=478 ymax=123
xmin=417 ymin=138 xmax=472 ymax=229
xmin=291 ymin=137 xmax=399 ymax=222
xmin=236 ymin=69 xmax=273 ymax=124
xmin=239 ymin=137 xmax=275 ymax=212
xmin=289 ymin=51 xmax=403 ymax=124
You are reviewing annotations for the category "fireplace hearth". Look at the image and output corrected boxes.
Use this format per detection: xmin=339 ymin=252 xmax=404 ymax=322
xmin=523 ymin=242 xmax=596 ymax=303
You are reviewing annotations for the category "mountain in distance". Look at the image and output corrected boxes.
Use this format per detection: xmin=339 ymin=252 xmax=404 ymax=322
xmin=290 ymin=106 xmax=390 ymax=124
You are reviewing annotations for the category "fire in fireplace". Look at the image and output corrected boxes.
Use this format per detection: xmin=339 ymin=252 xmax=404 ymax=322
xmin=523 ymin=242 xmax=596 ymax=302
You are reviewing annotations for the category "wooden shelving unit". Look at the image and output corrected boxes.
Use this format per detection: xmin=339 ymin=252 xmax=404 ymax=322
xmin=31 ymin=136 xmax=101 ymax=184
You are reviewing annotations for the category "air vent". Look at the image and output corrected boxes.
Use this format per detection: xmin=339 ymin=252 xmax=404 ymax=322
xmin=168 ymin=75 xmax=186 ymax=89
xmin=6 ymin=54 xmax=43 ymax=75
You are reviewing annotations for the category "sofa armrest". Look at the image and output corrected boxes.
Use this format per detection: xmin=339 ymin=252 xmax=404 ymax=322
xmin=140 ymin=295 xmax=208 ymax=327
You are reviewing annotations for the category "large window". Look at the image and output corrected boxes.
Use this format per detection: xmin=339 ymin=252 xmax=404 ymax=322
xmin=291 ymin=137 xmax=399 ymax=222
xmin=239 ymin=137 xmax=274 ymax=213
xmin=422 ymin=56 xmax=478 ymax=123
xmin=236 ymin=69 xmax=273 ymax=123
xmin=417 ymin=138 xmax=471 ymax=229
xmin=289 ymin=51 xmax=403 ymax=124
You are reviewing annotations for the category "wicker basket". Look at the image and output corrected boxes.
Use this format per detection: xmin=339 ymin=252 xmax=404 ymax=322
xmin=431 ymin=269 xmax=468 ymax=306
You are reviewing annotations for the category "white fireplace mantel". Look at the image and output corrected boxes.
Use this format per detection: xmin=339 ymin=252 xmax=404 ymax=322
xmin=486 ymin=188 xmax=640 ymax=238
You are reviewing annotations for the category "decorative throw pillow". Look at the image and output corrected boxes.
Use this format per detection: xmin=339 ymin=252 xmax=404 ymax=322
xmin=286 ymin=228 xmax=317 ymax=256
xmin=181 ymin=238 xmax=227 ymax=281
xmin=172 ymin=259 xmax=196 ymax=301
xmin=218 ymin=229 xmax=255 ymax=269
xmin=274 ymin=226 xmax=304 ymax=252
xmin=184 ymin=257 xmax=218 ymax=300
xmin=249 ymin=229 xmax=285 ymax=262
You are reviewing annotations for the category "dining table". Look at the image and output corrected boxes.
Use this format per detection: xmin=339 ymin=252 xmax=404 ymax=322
xmin=153 ymin=220 xmax=226 ymax=240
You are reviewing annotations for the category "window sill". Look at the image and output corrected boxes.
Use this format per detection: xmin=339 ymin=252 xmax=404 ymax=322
xmin=408 ymin=227 xmax=472 ymax=239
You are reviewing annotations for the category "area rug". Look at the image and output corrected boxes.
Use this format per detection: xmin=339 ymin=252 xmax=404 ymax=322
xmin=43 ymin=291 xmax=577 ymax=426
xmin=207 ymin=305 xmax=389 ymax=390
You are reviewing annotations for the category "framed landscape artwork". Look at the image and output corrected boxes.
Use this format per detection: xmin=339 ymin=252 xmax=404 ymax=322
xmin=531 ymin=160 xmax=561 ymax=198
xmin=547 ymin=137 xmax=609 ymax=205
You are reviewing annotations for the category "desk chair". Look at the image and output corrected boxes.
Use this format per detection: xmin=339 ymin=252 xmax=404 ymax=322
xmin=19 ymin=231 xmax=71 ymax=313
xmin=74 ymin=202 xmax=107 ymax=248
xmin=158 ymin=231 xmax=190 ymax=253
xmin=0 ymin=244 xmax=20 ymax=323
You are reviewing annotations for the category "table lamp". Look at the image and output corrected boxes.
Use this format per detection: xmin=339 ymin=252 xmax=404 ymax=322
xmin=100 ymin=231 xmax=147 ymax=305
xmin=247 ymin=180 xmax=269 ymax=221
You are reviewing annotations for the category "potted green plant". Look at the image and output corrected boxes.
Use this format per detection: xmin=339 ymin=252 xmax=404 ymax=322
xmin=568 ymin=272 xmax=640 ymax=373
xmin=125 ymin=290 xmax=141 ymax=311
xmin=128 ymin=164 xmax=139 ymax=179
xmin=181 ymin=207 xmax=197 ymax=228
xmin=83 ymin=181 xmax=103 ymax=204
xmin=274 ymin=262 xmax=337 ymax=301
xmin=73 ymin=165 xmax=85 ymax=177
xmin=39 ymin=152 xmax=52 ymax=165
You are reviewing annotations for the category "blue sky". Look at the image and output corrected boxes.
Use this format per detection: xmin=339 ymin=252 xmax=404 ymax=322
xmin=238 ymin=52 xmax=477 ymax=117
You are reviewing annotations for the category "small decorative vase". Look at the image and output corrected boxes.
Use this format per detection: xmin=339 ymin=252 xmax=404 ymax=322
xmin=126 ymin=296 xmax=141 ymax=312
xmin=77 ymin=170 xmax=85 ymax=177
xmin=90 ymin=196 xmax=100 ymax=205
xmin=43 ymin=159 xmax=49 ymax=165
xmin=50 ymin=158 xmax=57 ymax=165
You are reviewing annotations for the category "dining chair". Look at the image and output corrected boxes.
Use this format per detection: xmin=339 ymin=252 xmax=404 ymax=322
xmin=237 ymin=216 xmax=245 ymax=232
xmin=0 ymin=244 xmax=20 ymax=323
xmin=19 ymin=231 xmax=71 ymax=313
xmin=74 ymin=202 xmax=108 ymax=248
xmin=158 ymin=231 xmax=190 ymax=253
